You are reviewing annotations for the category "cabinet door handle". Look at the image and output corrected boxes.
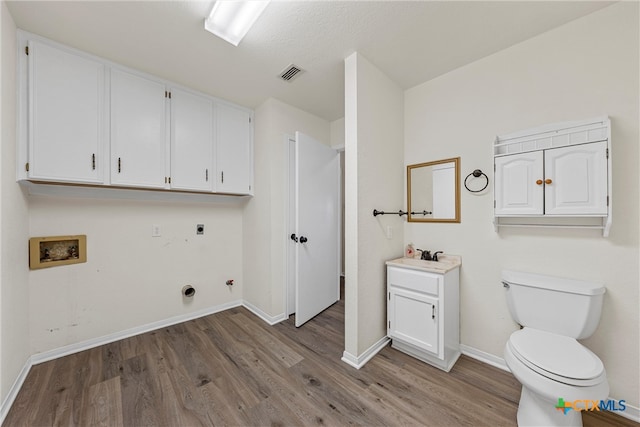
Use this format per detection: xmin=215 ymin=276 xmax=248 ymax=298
xmin=206 ymin=169 xmax=209 ymax=182
xmin=545 ymin=179 xmax=553 ymax=185
xmin=118 ymin=157 xmax=121 ymax=173
xmin=536 ymin=179 xmax=543 ymax=185
xmin=221 ymin=171 xmax=224 ymax=184
xmin=92 ymin=154 xmax=96 ymax=171
xmin=432 ymin=305 xmax=435 ymax=320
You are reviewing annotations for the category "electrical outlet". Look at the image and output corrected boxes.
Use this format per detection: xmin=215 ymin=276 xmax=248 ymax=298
xmin=196 ymin=224 xmax=204 ymax=235
xmin=152 ymin=224 xmax=161 ymax=237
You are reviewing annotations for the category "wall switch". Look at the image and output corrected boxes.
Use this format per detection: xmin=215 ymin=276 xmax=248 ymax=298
xmin=152 ymin=224 xmax=161 ymax=237
xmin=196 ymin=224 xmax=204 ymax=235
xmin=386 ymin=226 xmax=393 ymax=239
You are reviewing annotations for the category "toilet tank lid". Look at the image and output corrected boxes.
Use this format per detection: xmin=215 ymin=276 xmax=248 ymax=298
xmin=502 ymin=270 xmax=606 ymax=296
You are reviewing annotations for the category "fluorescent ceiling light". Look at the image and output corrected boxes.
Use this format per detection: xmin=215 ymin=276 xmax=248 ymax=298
xmin=204 ymin=1 xmax=270 ymax=46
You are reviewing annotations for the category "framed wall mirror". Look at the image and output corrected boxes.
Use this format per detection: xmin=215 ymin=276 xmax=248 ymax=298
xmin=407 ymin=157 xmax=460 ymax=223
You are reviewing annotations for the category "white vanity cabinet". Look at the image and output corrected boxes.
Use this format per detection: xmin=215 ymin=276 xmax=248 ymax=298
xmin=169 ymin=88 xmax=215 ymax=192
xmin=25 ymin=40 xmax=105 ymax=184
xmin=493 ymin=117 xmax=611 ymax=236
xmin=216 ymin=103 xmax=253 ymax=195
xmin=386 ymin=257 xmax=461 ymax=372
xmin=110 ymin=69 xmax=168 ymax=189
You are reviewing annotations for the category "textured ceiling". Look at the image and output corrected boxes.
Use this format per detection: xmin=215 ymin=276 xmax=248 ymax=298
xmin=6 ymin=1 xmax=614 ymax=121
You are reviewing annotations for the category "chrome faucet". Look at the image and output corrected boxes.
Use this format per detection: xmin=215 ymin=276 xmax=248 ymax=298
xmin=432 ymin=251 xmax=444 ymax=262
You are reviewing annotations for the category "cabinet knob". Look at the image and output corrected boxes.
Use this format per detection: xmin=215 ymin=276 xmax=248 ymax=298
xmin=545 ymin=179 xmax=553 ymax=185
xmin=536 ymin=179 xmax=543 ymax=185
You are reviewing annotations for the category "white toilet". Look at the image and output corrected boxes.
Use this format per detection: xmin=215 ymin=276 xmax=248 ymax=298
xmin=502 ymin=270 xmax=609 ymax=427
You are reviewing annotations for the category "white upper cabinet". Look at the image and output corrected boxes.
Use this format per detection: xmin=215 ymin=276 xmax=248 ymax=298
xmin=27 ymin=40 xmax=105 ymax=183
xmin=110 ymin=69 xmax=168 ymax=189
xmin=170 ymin=88 xmax=214 ymax=192
xmin=216 ymin=103 xmax=253 ymax=195
xmin=544 ymin=142 xmax=608 ymax=215
xmin=495 ymin=151 xmax=544 ymax=216
xmin=18 ymin=31 xmax=253 ymax=199
xmin=493 ymin=117 xmax=611 ymax=236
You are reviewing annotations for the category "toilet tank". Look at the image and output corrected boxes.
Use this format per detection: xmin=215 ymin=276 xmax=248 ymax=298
xmin=502 ymin=270 xmax=606 ymax=339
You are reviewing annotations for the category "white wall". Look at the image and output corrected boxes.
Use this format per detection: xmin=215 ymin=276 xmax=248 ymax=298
xmin=244 ymin=98 xmax=330 ymax=318
xmin=404 ymin=2 xmax=638 ymax=407
xmin=344 ymin=53 xmax=404 ymax=358
xmin=0 ymin=0 xmax=30 ymax=411
xmin=28 ymin=195 xmax=244 ymax=353
xmin=330 ymin=117 xmax=345 ymax=149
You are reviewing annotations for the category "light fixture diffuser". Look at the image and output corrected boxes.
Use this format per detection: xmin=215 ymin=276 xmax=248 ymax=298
xmin=204 ymin=1 xmax=270 ymax=46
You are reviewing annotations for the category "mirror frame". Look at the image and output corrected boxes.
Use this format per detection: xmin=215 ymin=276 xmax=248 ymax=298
xmin=407 ymin=157 xmax=461 ymax=223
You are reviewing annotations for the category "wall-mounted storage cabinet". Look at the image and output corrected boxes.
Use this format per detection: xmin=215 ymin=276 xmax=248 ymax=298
xmin=17 ymin=31 xmax=254 ymax=197
xmin=26 ymin=40 xmax=105 ymax=184
xmin=494 ymin=117 xmax=611 ymax=236
xmin=110 ymin=69 xmax=168 ymax=189
xmin=170 ymin=88 xmax=215 ymax=192
xmin=216 ymin=103 xmax=253 ymax=195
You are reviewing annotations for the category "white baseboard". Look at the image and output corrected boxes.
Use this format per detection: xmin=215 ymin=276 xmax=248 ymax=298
xmin=460 ymin=343 xmax=510 ymax=372
xmin=341 ymin=336 xmax=390 ymax=369
xmin=613 ymin=401 xmax=640 ymax=423
xmin=242 ymin=301 xmax=287 ymax=325
xmin=0 ymin=358 xmax=31 ymax=426
xmin=460 ymin=344 xmax=640 ymax=423
xmin=31 ymin=299 xmax=243 ymax=365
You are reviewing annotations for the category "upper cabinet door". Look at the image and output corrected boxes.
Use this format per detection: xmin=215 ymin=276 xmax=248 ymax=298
xmin=494 ymin=151 xmax=544 ymax=215
xmin=216 ymin=103 xmax=253 ymax=195
xmin=170 ymin=88 xmax=214 ymax=192
xmin=28 ymin=41 xmax=105 ymax=183
xmin=110 ymin=69 xmax=167 ymax=188
xmin=545 ymin=142 xmax=608 ymax=215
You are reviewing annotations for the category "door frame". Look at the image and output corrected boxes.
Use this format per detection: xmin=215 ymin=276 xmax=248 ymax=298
xmin=283 ymin=134 xmax=344 ymax=318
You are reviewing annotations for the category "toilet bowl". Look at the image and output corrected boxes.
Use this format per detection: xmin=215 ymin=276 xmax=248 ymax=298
xmin=505 ymin=328 xmax=609 ymax=426
xmin=502 ymin=270 xmax=608 ymax=427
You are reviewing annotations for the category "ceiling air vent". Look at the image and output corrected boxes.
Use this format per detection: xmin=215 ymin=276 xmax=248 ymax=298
xmin=279 ymin=64 xmax=304 ymax=82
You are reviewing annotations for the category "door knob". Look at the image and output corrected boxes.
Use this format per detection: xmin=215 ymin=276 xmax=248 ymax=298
xmin=290 ymin=233 xmax=298 ymax=243
xmin=299 ymin=236 xmax=308 ymax=243
xmin=545 ymin=179 xmax=553 ymax=185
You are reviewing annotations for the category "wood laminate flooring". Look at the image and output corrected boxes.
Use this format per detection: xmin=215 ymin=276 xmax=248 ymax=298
xmin=4 ymin=294 xmax=636 ymax=427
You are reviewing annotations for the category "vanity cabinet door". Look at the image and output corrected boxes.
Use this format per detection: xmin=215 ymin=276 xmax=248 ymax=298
xmin=494 ymin=151 xmax=544 ymax=215
xmin=170 ymin=88 xmax=214 ymax=192
xmin=544 ymin=142 xmax=608 ymax=215
xmin=388 ymin=287 xmax=440 ymax=357
xmin=110 ymin=69 xmax=167 ymax=189
xmin=216 ymin=103 xmax=253 ymax=195
xmin=27 ymin=41 xmax=105 ymax=183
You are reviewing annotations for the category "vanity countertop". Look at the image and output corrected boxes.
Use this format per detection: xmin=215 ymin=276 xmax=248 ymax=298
xmin=386 ymin=255 xmax=461 ymax=274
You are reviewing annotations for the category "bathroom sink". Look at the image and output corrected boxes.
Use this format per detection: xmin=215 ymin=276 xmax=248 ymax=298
xmin=386 ymin=255 xmax=461 ymax=273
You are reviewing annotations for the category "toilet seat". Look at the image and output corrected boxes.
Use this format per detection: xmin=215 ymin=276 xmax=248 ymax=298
xmin=508 ymin=328 xmax=605 ymax=387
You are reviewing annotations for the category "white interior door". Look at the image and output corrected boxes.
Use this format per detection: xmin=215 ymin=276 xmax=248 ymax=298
xmin=294 ymin=132 xmax=340 ymax=327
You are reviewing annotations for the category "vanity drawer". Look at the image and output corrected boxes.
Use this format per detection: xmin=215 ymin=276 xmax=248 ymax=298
xmin=388 ymin=266 xmax=440 ymax=296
